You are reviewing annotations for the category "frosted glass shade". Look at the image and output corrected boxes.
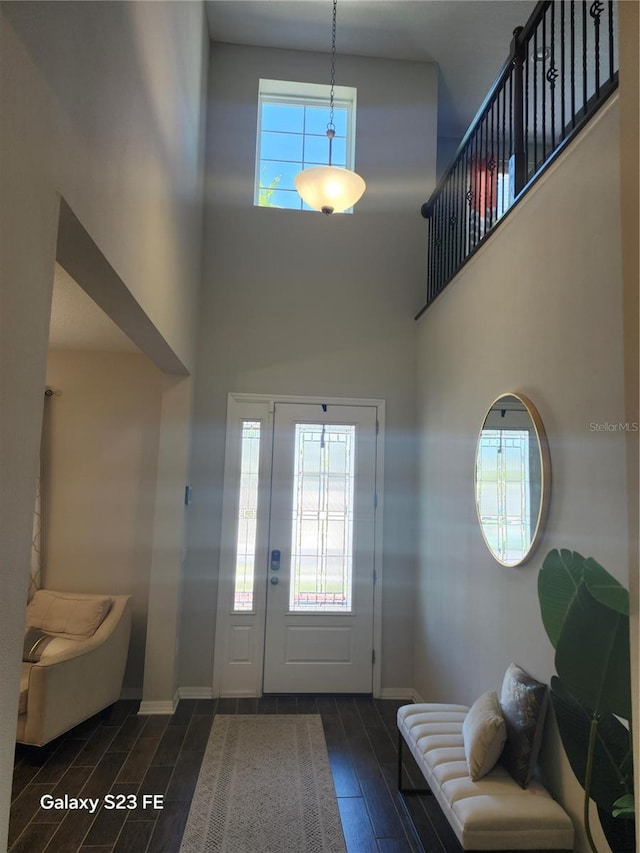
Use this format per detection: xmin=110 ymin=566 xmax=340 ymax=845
xmin=294 ymin=166 xmax=366 ymax=214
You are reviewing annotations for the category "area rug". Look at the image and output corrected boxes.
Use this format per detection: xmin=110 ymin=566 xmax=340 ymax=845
xmin=179 ymin=714 xmax=347 ymax=853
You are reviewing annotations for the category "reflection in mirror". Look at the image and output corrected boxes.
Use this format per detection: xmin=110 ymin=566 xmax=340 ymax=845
xmin=475 ymin=393 xmax=550 ymax=567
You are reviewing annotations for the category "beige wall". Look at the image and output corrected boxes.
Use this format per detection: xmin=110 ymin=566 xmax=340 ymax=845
xmin=0 ymin=3 xmax=206 ymax=846
xmin=415 ymin=99 xmax=628 ymax=852
xmin=617 ymin=0 xmax=639 ymax=815
xmin=44 ymin=350 xmax=164 ymax=692
xmin=180 ymin=42 xmax=438 ymax=692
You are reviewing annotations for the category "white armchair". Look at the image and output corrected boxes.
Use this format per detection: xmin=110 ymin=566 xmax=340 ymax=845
xmin=17 ymin=590 xmax=132 ymax=746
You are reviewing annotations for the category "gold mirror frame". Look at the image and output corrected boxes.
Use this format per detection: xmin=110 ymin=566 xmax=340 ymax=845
xmin=475 ymin=392 xmax=551 ymax=567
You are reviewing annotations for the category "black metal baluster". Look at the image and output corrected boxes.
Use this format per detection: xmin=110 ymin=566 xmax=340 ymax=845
xmin=501 ymin=80 xmax=507 ymax=213
xmin=560 ymin=0 xmax=566 ymax=139
xmin=444 ymin=171 xmax=453 ymax=278
xmin=510 ymin=26 xmax=526 ymax=197
xmin=548 ymin=3 xmax=556 ymax=150
xmin=571 ymin=1 xmax=576 ymax=127
xmin=591 ymin=0 xmax=602 ymax=98
xmin=582 ymin=1 xmax=588 ymax=111
xmin=542 ymin=12 xmax=547 ymax=162
xmin=532 ymin=24 xmax=538 ymax=171
xmin=608 ymin=1 xmax=614 ymax=82
xmin=456 ymin=157 xmax=462 ymax=270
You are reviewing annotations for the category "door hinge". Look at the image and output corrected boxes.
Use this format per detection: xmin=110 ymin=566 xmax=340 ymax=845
xmin=374 ymin=493 xmax=378 ymax=510
xmin=372 ymin=649 xmax=376 ymax=665
xmin=376 ymin=420 xmax=379 ymax=435
xmin=373 ymin=569 xmax=377 ymax=586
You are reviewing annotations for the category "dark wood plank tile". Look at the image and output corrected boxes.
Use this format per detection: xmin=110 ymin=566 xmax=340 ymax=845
xmin=164 ymin=750 xmax=203 ymax=802
xmin=151 ymin=725 xmax=187 ymax=766
xmin=169 ymin=699 xmax=197 ymax=727
xmin=376 ymin=837 xmax=415 ymax=852
xmin=214 ymin=697 xmax=237 ymax=714
xmin=194 ymin=699 xmax=217 ymax=714
xmin=32 ymin=766 xmax=94 ymax=823
xmin=236 ymin=697 xmax=258 ymax=714
xmin=33 ymin=739 xmax=86 ymax=783
xmin=256 ymin=695 xmax=278 ymax=714
xmin=276 ymin=696 xmax=298 ymax=714
xmin=100 ymin=700 xmax=140 ymax=727
xmin=359 ymin=772 xmax=406 ymax=839
xmin=182 ymin=715 xmax=212 ymax=753
xmin=297 ymin=696 xmax=319 ymax=713
xmin=41 ymin=808 xmax=96 ymax=853
xmin=124 ymin=765 xmax=173 ymax=821
xmin=116 ymin=737 xmax=161 ymax=785
xmin=8 ymin=820 xmax=59 ymax=853
xmin=328 ymin=751 xmax=362 ymax=798
xmin=83 ymin=783 xmax=138 ymax=846
xmin=346 ymin=732 xmax=382 ymax=781
xmin=316 ymin=696 xmax=339 ymax=714
xmin=140 ymin=714 xmax=171 ymax=738
xmin=82 ymin=751 xmax=128 ymax=799
xmin=145 ymin=799 xmax=190 ymax=853
xmin=8 ymin=783 xmax=55 ymax=847
xmin=338 ymin=796 xmax=378 ymax=853
xmin=72 ymin=726 xmax=117 ymax=767
xmin=113 ymin=819 xmax=155 ymax=852
xmin=107 ymin=715 xmax=148 ymax=752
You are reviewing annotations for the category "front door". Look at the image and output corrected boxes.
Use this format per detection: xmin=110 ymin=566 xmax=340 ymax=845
xmin=212 ymin=395 xmax=381 ymax=697
xmin=263 ymin=402 xmax=377 ymax=693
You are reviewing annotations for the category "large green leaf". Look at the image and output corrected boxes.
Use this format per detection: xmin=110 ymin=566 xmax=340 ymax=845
xmin=583 ymin=557 xmax=630 ymax=615
xmin=555 ymin=583 xmax=631 ymax=719
xmin=550 ymin=676 xmax=634 ymax=813
xmin=598 ymin=805 xmax=637 ymax=853
xmin=538 ymin=549 xmax=586 ymax=648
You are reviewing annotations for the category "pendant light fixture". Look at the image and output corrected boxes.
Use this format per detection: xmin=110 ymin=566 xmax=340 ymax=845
xmin=294 ymin=0 xmax=366 ymax=215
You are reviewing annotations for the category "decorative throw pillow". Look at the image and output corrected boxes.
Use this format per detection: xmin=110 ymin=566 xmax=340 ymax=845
xmin=499 ymin=662 xmax=549 ymax=788
xmin=462 ymin=690 xmax=507 ymax=781
xmin=23 ymin=627 xmax=55 ymax=662
xmin=27 ymin=590 xmax=112 ymax=638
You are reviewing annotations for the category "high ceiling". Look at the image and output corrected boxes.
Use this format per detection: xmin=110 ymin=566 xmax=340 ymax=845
xmin=51 ymin=1 xmax=535 ymax=352
xmin=205 ymin=0 xmax=535 ymax=139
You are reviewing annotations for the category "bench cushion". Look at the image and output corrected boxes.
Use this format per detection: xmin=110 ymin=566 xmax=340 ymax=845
xmin=398 ymin=703 xmax=574 ymax=850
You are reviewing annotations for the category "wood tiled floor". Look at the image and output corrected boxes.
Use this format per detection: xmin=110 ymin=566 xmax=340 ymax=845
xmin=11 ymin=696 xmax=462 ymax=853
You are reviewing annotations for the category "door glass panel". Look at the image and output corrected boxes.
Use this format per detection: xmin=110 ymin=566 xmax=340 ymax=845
xmin=290 ymin=424 xmax=355 ymax=612
xmin=233 ymin=421 xmax=261 ymax=612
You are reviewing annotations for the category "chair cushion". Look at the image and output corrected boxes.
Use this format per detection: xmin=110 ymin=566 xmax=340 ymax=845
xmin=499 ymin=663 xmax=549 ymax=788
xmin=27 ymin=590 xmax=112 ymax=639
xmin=462 ymin=690 xmax=506 ymax=781
xmin=19 ymin=664 xmax=31 ymax=714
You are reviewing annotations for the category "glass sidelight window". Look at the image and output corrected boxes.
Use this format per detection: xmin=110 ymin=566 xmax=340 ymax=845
xmin=233 ymin=421 xmax=262 ymax=612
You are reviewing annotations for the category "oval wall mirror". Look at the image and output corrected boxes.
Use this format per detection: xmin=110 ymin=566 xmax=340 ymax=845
xmin=475 ymin=393 xmax=550 ymax=567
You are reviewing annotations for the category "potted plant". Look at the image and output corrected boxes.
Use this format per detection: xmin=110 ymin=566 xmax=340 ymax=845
xmin=538 ymin=549 xmax=635 ymax=853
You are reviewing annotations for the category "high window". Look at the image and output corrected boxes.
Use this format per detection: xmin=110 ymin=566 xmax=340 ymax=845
xmin=255 ymin=79 xmax=357 ymax=211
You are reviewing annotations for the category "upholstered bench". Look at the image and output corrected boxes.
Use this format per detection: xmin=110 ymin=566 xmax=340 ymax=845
xmin=397 ymin=666 xmax=575 ymax=851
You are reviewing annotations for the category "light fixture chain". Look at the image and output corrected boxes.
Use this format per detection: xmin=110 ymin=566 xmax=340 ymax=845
xmin=328 ymin=0 xmax=337 ymax=132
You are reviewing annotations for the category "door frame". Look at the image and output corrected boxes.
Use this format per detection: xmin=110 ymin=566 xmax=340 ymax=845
xmin=212 ymin=392 xmax=385 ymax=698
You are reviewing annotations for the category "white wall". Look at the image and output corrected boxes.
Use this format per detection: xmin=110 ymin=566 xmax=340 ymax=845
xmin=415 ymin=98 xmax=628 ymax=851
xmin=0 ymin=3 xmax=206 ymax=846
xmin=44 ymin=350 xmax=164 ymax=693
xmin=180 ymin=42 xmax=438 ymax=693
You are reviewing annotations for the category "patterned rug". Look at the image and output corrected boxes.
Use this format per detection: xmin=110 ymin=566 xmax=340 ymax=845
xmin=179 ymin=714 xmax=347 ymax=853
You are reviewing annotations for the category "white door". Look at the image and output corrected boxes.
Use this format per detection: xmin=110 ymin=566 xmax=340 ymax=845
xmin=212 ymin=395 xmax=381 ymax=698
xmin=263 ymin=402 xmax=377 ymax=693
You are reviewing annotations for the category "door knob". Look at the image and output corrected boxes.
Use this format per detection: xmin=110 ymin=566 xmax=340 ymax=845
xmin=270 ymin=576 xmax=279 ymax=585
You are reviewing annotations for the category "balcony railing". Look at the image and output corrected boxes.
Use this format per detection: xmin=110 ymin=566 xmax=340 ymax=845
xmin=417 ymin=0 xmax=618 ymax=316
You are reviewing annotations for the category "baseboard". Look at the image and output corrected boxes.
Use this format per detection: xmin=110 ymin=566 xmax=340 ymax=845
xmin=178 ymin=686 xmax=214 ymax=700
xmin=138 ymin=688 xmax=179 ymax=715
xmin=412 ymin=688 xmax=426 ymax=703
xmin=378 ymin=687 xmax=415 ymax=700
